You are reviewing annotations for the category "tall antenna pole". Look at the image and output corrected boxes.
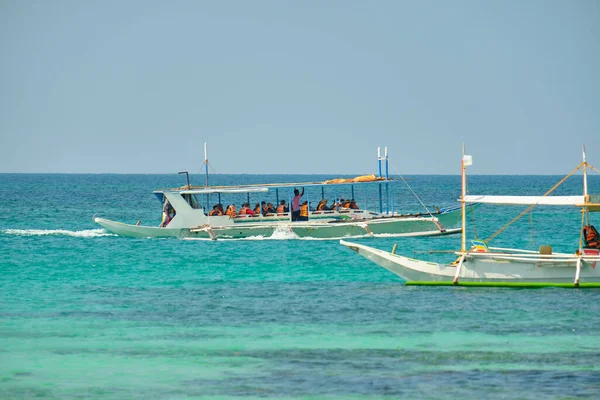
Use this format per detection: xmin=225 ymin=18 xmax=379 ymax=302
xmin=384 ymin=147 xmax=389 ymax=180
xmin=385 ymin=147 xmax=389 ymax=214
xmin=377 ymin=147 xmax=383 ymax=213
xmin=204 ymin=142 xmax=209 ymax=188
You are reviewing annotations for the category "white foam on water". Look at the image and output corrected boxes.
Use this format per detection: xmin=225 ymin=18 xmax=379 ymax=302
xmin=184 ymin=234 xmax=272 ymax=242
xmin=2 ymin=228 xmax=115 ymax=238
xmin=179 ymin=227 xmax=453 ymax=242
xmin=269 ymin=225 xmax=301 ymax=240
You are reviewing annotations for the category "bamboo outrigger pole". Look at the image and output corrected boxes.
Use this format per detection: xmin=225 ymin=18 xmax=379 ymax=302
xmin=454 ymin=144 xmax=469 ymax=285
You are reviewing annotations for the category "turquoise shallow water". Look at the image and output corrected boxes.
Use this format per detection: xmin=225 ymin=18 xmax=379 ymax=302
xmin=2 ymin=173 xmax=600 ymax=399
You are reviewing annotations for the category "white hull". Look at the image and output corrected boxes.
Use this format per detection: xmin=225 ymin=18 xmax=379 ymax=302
xmin=95 ymin=215 xmax=461 ymax=240
xmin=94 ymin=218 xmax=185 ymax=238
xmin=94 ymin=167 xmax=469 ymax=240
xmin=340 ymin=240 xmax=600 ymax=283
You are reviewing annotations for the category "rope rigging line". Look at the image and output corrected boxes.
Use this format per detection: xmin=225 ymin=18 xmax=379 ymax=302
xmin=485 ymin=162 xmax=584 ymax=243
xmin=196 ymin=161 xmax=218 ymax=178
xmin=388 ymin=159 xmax=439 ymax=223
xmin=207 ymin=161 xmax=218 ymax=175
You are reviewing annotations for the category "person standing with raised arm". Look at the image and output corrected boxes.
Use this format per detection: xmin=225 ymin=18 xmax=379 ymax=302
xmin=291 ymin=187 xmax=304 ymax=221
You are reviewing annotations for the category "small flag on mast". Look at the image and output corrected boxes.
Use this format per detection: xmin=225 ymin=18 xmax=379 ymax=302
xmin=463 ymin=155 xmax=473 ymax=166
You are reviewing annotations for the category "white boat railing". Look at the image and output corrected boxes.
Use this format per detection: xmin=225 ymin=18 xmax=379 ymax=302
xmin=461 ymin=250 xmax=600 ymax=264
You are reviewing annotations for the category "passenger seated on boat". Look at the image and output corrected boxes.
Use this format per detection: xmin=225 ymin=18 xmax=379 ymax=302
xmin=316 ymin=199 xmax=328 ymax=211
xmin=341 ymin=199 xmax=352 ymax=209
xmin=209 ymin=205 xmax=223 ymax=216
xmin=299 ymin=201 xmax=309 ymax=221
xmin=276 ymin=200 xmax=288 ymax=214
xmin=328 ymin=199 xmax=340 ymax=210
xmin=226 ymin=204 xmax=237 ymax=217
xmin=217 ymin=204 xmax=225 ymax=214
xmin=253 ymin=203 xmax=261 ymax=215
xmin=349 ymin=199 xmax=359 ymax=210
xmin=160 ymin=201 xmax=176 ymax=227
xmin=261 ymin=201 xmax=268 ymax=216
xmin=266 ymin=202 xmax=275 ymax=215
xmin=245 ymin=203 xmax=255 ymax=216
xmin=583 ymin=225 xmax=600 ymax=249
xmin=238 ymin=203 xmax=250 ymax=215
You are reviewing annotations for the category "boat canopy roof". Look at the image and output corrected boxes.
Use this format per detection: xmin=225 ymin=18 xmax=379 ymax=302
xmin=462 ymin=195 xmax=587 ymax=206
xmin=178 ymin=187 xmax=270 ymax=195
xmin=155 ymin=175 xmax=392 ymax=194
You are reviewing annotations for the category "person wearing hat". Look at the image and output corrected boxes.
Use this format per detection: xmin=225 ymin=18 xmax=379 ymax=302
xmin=316 ymin=198 xmax=329 ymax=212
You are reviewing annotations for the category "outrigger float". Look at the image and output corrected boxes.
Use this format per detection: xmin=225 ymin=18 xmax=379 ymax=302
xmin=341 ymin=146 xmax=600 ymax=288
xmin=94 ymin=146 xmax=466 ymax=240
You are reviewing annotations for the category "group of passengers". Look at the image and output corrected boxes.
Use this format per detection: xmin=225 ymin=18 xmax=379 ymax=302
xmin=207 ymin=187 xmax=359 ymax=221
xmin=315 ymin=198 xmax=359 ymax=212
xmin=209 ymin=200 xmax=290 ymax=218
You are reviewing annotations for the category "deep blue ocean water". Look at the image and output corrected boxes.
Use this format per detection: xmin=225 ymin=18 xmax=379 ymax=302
xmin=2 ymin=173 xmax=600 ymax=399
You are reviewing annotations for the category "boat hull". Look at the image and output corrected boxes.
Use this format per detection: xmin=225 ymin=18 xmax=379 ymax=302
xmin=340 ymin=240 xmax=600 ymax=283
xmin=95 ymin=209 xmax=463 ymax=240
xmin=95 ymin=218 xmax=187 ymax=238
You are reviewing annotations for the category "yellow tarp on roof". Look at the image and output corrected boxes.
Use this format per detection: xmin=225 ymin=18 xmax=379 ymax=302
xmin=324 ymin=174 xmax=382 ymax=184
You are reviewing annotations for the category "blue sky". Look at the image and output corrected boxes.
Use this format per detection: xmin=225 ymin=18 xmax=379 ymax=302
xmin=1 ymin=0 xmax=598 ymax=174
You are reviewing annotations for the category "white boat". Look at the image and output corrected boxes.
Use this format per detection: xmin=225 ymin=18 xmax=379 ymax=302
xmin=94 ymin=147 xmax=466 ymax=240
xmin=341 ymin=147 xmax=600 ymax=287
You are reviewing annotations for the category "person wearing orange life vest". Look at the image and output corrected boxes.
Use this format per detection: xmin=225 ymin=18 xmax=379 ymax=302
xmin=209 ymin=205 xmax=223 ymax=216
xmin=299 ymin=201 xmax=309 ymax=221
xmin=276 ymin=200 xmax=288 ymax=214
xmin=583 ymin=225 xmax=600 ymax=249
xmin=316 ymin=199 xmax=328 ymax=212
xmin=349 ymin=199 xmax=359 ymax=210
xmin=225 ymin=204 xmax=237 ymax=217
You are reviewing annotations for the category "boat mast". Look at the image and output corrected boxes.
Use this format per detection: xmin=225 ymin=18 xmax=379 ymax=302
xmin=461 ymin=144 xmax=467 ymax=252
xmin=580 ymin=145 xmax=589 ymax=252
xmin=385 ymin=147 xmax=389 ymax=214
xmin=583 ymin=144 xmax=588 ymax=198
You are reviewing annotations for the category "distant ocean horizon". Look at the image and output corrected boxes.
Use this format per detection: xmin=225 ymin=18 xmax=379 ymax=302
xmin=2 ymin=173 xmax=600 ymax=399
xmin=0 ymin=172 xmax=589 ymax=176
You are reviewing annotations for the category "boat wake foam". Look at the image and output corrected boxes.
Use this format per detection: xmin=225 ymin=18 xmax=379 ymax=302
xmin=2 ymin=228 xmax=116 ymax=238
xmin=183 ymin=233 xmax=373 ymax=242
xmin=269 ymin=225 xmax=301 ymax=240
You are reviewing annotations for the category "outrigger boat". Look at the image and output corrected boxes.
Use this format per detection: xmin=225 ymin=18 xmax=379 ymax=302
xmin=94 ymin=147 xmax=465 ymax=240
xmin=341 ymin=147 xmax=600 ymax=287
